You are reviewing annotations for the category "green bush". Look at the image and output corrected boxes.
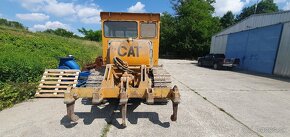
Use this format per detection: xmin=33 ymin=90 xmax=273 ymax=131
xmin=0 ymin=82 xmax=37 ymax=111
xmin=0 ymin=26 xmax=102 ymax=110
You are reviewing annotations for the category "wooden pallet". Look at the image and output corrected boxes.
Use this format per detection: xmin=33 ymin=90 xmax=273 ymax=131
xmin=35 ymin=69 xmax=80 ymax=98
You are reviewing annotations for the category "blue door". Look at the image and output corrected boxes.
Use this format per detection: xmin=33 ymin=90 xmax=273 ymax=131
xmin=226 ymin=24 xmax=283 ymax=74
xmin=226 ymin=31 xmax=248 ymax=68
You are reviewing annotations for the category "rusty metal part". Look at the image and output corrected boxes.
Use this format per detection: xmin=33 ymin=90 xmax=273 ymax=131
xmin=66 ymin=102 xmax=79 ymax=122
xmin=146 ymin=88 xmax=154 ymax=104
xmin=170 ymin=85 xmax=180 ymax=121
xmin=63 ymin=64 xmax=181 ymax=127
xmin=113 ymin=57 xmax=136 ymax=74
xmin=171 ymin=85 xmax=181 ymax=104
xmin=118 ymin=73 xmax=131 ymax=126
xmin=82 ymin=56 xmax=103 ymax=71
xmin=152 ymin=67 xmax=172 ymax=88
xmin=121 ymin=104 xmax=127 ymax=127
xmin=108 ymin=40 xmax=153 ymax=67
xmin=85 ymin=69 xmax=104 ymax=87
xmin=92 ymin=88 xmax=103 ymax=105
xmin=170 ymin=103 xmax=178 ymax=121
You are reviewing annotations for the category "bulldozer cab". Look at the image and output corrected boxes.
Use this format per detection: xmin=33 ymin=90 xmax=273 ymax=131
xmin=100 ymin=12 xmax=160 ymax=67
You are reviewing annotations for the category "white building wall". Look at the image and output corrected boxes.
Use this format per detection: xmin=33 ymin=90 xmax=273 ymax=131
xmin=210 ymin=35 xmax=228 ymax=54
xmin=274 ymin=22 xmax=290 ymax=77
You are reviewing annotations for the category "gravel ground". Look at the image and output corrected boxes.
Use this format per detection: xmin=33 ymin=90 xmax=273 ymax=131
xmin=1 ymin=59 xmax=290 ymax=137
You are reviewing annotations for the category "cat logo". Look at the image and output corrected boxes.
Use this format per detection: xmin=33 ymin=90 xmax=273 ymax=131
xmin=118 ymin=45 xmax=141 ymax=57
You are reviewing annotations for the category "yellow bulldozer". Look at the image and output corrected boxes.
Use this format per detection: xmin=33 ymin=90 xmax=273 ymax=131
xmin=37 ymin=12 xmax=180 ymax=127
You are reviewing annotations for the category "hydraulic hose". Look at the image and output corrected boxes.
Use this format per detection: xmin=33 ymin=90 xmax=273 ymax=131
xmin=113 ymin=57 xmax=136 ymax=74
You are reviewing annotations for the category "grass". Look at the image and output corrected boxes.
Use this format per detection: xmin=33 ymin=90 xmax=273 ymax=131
xmin=100 ymin=124 xmax=112 ymax=137
xmin=0 ymin=26 xmax=102 ymax=110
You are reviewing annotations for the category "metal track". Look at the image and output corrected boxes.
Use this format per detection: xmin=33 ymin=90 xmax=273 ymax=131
xmin=85 ymin=69 xmax=104 ymax=87
xmin=152 ymin=67 xmax=172 ymax=88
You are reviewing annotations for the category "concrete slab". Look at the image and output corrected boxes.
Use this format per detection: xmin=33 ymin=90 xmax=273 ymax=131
xmin=1 ymin=59 xmax=289 ymax=137
xmin=162 ymin=59 xmax=290 ymax=137
xmin=108 ymin=79 xmax=258 ymax=137
xmin=0 ymin=99 xmax=108 ymax=137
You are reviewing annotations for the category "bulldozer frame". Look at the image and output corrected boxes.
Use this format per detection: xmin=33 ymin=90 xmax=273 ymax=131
xmin=63 ymin=12 xmax=180 ymax=127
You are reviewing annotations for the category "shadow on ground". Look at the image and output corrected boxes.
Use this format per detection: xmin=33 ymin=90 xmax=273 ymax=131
xmin=191 ymin=62 xmax=290 ymax=83
xmin=60 ymin=101 xmax=170 ymax=129
xmin=234 ymin=70 xmax=290 ymax=83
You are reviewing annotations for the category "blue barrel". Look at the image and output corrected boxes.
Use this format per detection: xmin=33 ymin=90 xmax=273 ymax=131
xmin=58 ymin=56 xmax=91 ymax=87
xmin=58 ymin=56 xmax=80 ymax=70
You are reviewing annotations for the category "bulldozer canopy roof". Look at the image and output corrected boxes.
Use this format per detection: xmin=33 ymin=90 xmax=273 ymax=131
xmin=100 ymin=12 xmax=160 ymax=21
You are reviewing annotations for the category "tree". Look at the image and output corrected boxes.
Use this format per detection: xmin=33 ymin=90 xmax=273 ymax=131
xmin=220 ymin=11 xmax=235 ymax=29
xmin=236 ymin=0 xmax=279 ymax=21
xmin=162 ymin=0 xmax=221 ymax=58
xmin=44 ymin=28 xmax=77 ymax=38
xmin=0 ymin=18 xmax=25 ymax=29
xmin=78 ymin=28 xmax=102 ymax=42
xmin=160 ymin=12 xmax=178 ymax=55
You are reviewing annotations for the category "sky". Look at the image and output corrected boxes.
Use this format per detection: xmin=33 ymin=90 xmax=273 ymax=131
xmin=0 ymin=0 xmax=289 ymax=35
